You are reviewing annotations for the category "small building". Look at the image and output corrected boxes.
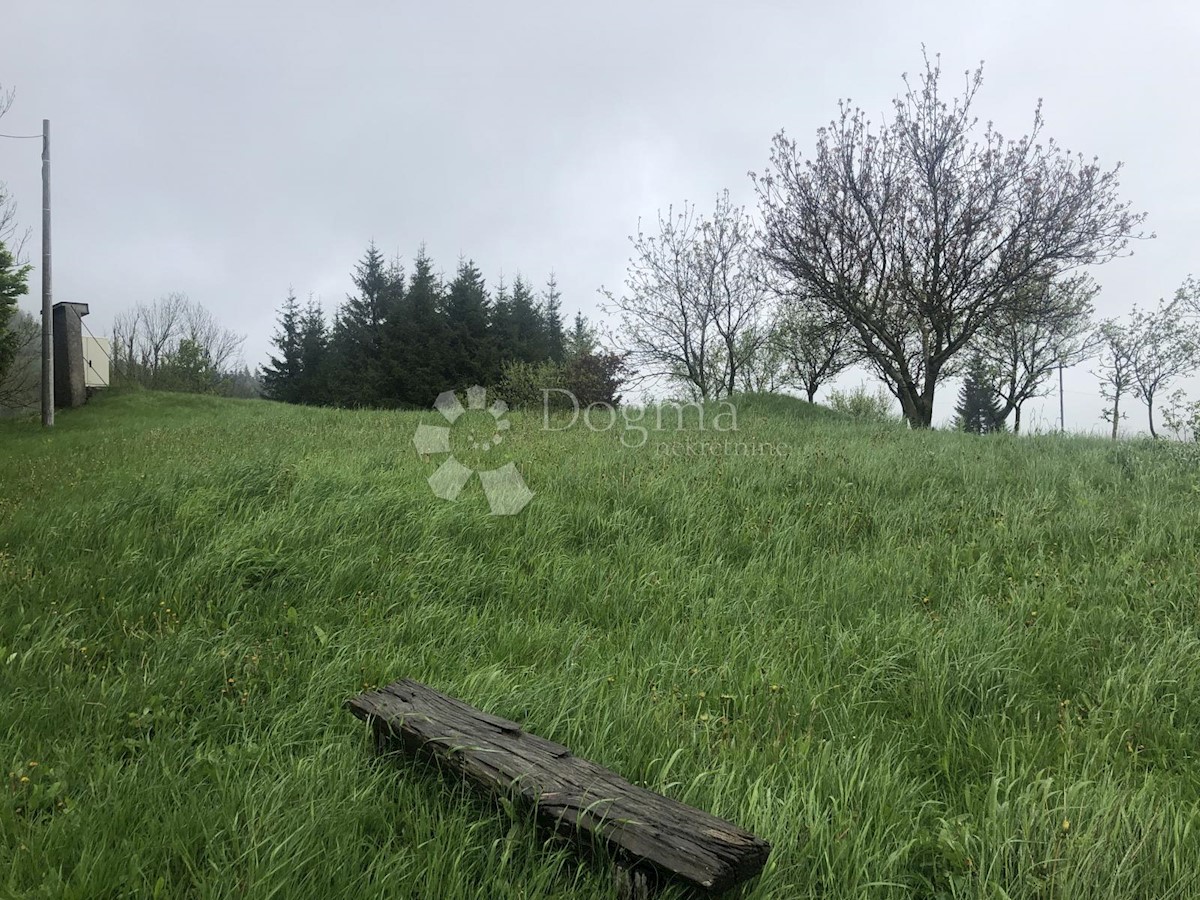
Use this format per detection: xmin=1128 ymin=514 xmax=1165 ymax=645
xmin=52 ymin=301 xmax=96 ymax=408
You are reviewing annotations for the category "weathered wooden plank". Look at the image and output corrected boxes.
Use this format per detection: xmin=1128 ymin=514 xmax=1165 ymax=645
xmin=345 ymin=679 xmax=771 ymax=894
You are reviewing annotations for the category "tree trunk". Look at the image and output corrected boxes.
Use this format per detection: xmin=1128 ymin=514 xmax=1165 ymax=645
xmin=915 ymin=385 xmax=936 ymax=428
xmin=916 ymin=403 xmax=934 ymax=428
xmin=805 ymin=384 xmax=817 ymax=403
xmin=1111 ymin=395 xmax=1120 ymax=440
xmin=1148 ymin=400 xmax=1157 ymax=438
xmin=899 ymin=397 xmax=935 ymax=428
xmin=897 ymin=391 xmax=920 ymax=428
xmin=1013 ymin=404 xmax=1022 ymax=435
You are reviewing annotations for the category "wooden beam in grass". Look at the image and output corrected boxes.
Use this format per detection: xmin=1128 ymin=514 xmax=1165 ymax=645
xmin=345 ymin=679 xmax=771 ymax=896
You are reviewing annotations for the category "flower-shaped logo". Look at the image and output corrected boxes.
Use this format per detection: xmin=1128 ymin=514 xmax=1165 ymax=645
xmin=412 ymin=385 xmax=534 ymax=516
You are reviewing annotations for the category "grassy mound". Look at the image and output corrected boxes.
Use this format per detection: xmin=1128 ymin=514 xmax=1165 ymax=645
xmin=1 ymin=391 xmax=1198 ymax=897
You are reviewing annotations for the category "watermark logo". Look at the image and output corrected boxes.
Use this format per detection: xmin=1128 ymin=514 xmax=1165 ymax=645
xmin=412 ymin=385 xmax=534 ymax=516
xmin=541 ymin=393 xmax=739 ymax=448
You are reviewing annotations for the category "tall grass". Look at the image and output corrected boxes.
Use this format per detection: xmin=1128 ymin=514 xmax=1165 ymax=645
xmin=1 ymin=390 xmax=1198 ymax=898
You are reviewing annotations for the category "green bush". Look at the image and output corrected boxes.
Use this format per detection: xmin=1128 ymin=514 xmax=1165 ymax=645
xmin=495 ymin=359 xmax=569 ymax=411
xmin=496 ymin=351 xmax=627 ymax=412
xmin=826 ymin=383 xmax=899 ymax=422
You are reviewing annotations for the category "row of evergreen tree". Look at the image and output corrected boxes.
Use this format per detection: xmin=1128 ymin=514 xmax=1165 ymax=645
xmin=262 ymin=243 xmax=592 ymax=408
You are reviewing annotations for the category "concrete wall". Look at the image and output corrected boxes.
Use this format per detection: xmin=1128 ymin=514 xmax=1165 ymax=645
xmin=52 ymin=302 xmax=90 ymax=409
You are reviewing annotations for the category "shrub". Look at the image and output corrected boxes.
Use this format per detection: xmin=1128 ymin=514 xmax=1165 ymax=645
xmin=826 ymin=383 xmax=898 ymax=423
xmin=496 ymin=360 xmax=568 ymax=411
xmin=563 ymin=350 xmax=627 ymax=408
xmin=1162 ymin=390 xmax=1200 ymax=443
xmin=497 ymin=351 xmax=628 ymax=412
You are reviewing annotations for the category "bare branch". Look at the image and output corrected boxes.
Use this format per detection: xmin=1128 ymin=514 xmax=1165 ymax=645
xmin=1127 ymin=293 xmax=1199 ymax=438
xmin=602 ymin=191 xmax=770 ymax=400
xmin=973 ymin=272 xmax=1100 ymax=432
xmin=1092 ymin=319 xmax=1136 ymax=440
xmin=754 ymin=54 xmax=1147 ymax=427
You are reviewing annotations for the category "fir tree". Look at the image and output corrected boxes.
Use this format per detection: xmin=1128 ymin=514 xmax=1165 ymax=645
xmin=956 ymin=353 xmax=1006 ymax=434
xmin=328 ymin=242 xmax=398 ymax=406
xmin=565 ymin=311 xmax=597 ymax=360
xmin=540 ymin=274 xmax=566 ymax=362
xmin=296 ymin=297 xmax=330 ymax=405
xmin=385 ymin=245 xmax=446 ymax=406
xmin=489 ymin=275 xmax=514 ymax=369
xmin=282 ymin=246 xmax=570 ymax=408
xmin=443 ymin=258 xmax=494 ymax=388
xmin=508 ymin=274 xmax=544 ymax=363
xmin=261 ymin=290 xmax=303 ymax=403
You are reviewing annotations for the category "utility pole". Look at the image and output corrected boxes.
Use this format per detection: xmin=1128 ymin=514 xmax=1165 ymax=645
xmin=1058 ymin=361 xmax=1065 ymax=434
xmin=40 ymin=118 xmax=52 ymax=427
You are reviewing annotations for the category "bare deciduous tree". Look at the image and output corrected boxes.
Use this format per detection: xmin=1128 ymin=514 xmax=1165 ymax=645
xmin=110 ymin=306 xmax=141 ymax=379
xmin=110 ymin=293 xmax=245 ymax=388
xmin=754 ymin=52 xmax=1147 ymax=428
xmin=735 ymin=323 xmax=788 ymax=394
xmin=1127 ymin=294 xmax=1198 ymax=438
xmin=0 ymin=84 xmax=31 ymax=260
xmin=1179 ymin=276 xmax=1199 ymax=321
xmin=182 ymin=301 xmax=245 ymax=373
xmin=140 ymin=292 xmax=188 ymax=375
xmin=770 ymin=303 xmax=860 ymax=403
xmin=1162 ymin=390 xmax=1200 ymax=443
xmin=602 ymin=191 xmax=769 ymax=400
xmin=1093 ymin=320 xmax=1136 ymax=440
xmin=974 ymin=273 xmax=1100 ymax=433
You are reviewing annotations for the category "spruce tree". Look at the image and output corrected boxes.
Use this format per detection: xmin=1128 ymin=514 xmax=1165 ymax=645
xmin=261 ymin=291 xmax=303 ymax=403
xmin=296 ymin=297 xmax=330 ymax=405
xmin=328 ymin=242 xmax=397 ymax=406
xmin=508 ymin=275 xmax=544 ymax=363
xmin=443 ymin=258 xmax=494 ymax=387
xmin=565 ymin=311 xmax=597 ymax=360
xmin=385 ymin=246 xmax=446 ymax=407
xmin=956 ymin=353 xmax=1006 ymax=434
xmin=540 ymin=274 xmax=566 ymax=362
xmin=490 ymin=276 xmax=514 ymax=367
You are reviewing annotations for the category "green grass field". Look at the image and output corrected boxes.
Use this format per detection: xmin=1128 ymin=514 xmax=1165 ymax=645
xmin=2 ymin=390 xmax=1199 ymax=898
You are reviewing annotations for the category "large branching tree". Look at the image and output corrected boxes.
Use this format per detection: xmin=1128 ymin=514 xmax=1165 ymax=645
xmin=974 ymin=273 xmax=1099 ymax=433
xmin=754 ymin=52 xmax=1146 ymax=428
xmin=603 ymin=190 xmax=770 ymax=400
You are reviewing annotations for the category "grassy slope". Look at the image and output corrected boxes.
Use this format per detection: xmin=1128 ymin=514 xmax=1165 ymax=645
xmin=1 ymin=391 xmax=1199 ymax=898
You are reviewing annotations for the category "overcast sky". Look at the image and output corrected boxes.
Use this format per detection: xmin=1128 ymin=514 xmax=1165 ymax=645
xmin=2 ymin=0 xmax=1197 ymax=432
